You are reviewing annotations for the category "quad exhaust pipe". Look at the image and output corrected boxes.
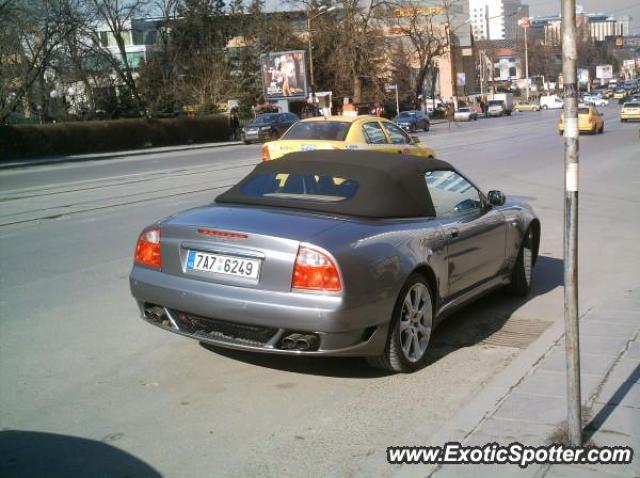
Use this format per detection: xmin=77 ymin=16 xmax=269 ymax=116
xmin=281 ymin=333 xmax=319 ymax=351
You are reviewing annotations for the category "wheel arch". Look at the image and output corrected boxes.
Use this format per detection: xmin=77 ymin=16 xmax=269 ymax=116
xmin=529 ymin=219 xmax=541 ymax=266
xmin=408 ymin=264 xmax=440 ymax=315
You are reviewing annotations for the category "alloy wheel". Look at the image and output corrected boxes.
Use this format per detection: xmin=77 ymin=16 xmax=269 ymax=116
xmin=523 ymin=231 xmax=533 ymax=286
xmin=399 ymin=283 xmax=432 ymax=362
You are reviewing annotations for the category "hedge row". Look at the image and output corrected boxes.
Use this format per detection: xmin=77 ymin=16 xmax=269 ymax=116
xmin=0 ymin=115 xmax=231 ymax=160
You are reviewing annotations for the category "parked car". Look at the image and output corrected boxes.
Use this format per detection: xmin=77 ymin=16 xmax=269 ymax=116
xmin=129 ymin=151 xmax=540 ymax=372
xmin=540 ymin=95 xmax=564 ymax=110
xmin=261 ymin=115 xmax=435 ymax=161
xmin=514 ymin=101 xmax=541 ymax=112
xmin=454 ymin=107 xmax=478 ymax=121
xmin=620 ymin=101 xmax=640 ymax=122
xmin=558 ymin=106 xmax=604 ymax=135
xmin=394 ymin=110 xmax=431 ymax=132
xmin=241 ymin=112 xmax=299 ymax=144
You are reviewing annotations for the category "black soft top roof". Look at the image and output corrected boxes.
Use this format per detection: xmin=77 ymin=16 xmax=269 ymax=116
xmin=216 ymin=151 xmax=455 ymax=218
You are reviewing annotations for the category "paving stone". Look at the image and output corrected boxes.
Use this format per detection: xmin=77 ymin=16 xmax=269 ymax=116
xmin=587 ymin=404 xmax=640 ymax=440
xmin=545 ymin=464 xmax=630 ymax=478
xmin=540 ymin=350 xmax=616 ymax=376
xmin=516 ymin=370 xmax=601 ymax=402
xmin=624 ymin=341 xmax=640 ymax=360
xmin=434 ymin=462 xmax=540 ymax=478
xmin=579 ymin=336 xmax=631 ymax=356
xmin=473 ymin=417 xmax=561 ymax=445
xmin=580 ymin=320 xmax=639 ymax=339
xmin=596 ymin=380 xmax=640 ymax=410
xmin=493 ymin=393 xmax=566 ymax=425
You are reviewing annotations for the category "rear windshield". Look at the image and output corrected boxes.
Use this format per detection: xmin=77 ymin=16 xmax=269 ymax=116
xmin=240 ymin=172 xmax=358 ymax=202
xmin=398 ymin=111 xmax=418 ymax=117
xmin=578 ymin=107 xmax=590 ymax=114
xmin=488 ymin=100 xmax=503 ymax=106
xmin=458 ymin=108 xmax=471 ymax=112
xmin=282 ymin=121 xmax=350 ymax=141
xmin=254 ymin=114 xmax=278 ymax=124
xmin=625 ymin=102 xmax=640 ymax=108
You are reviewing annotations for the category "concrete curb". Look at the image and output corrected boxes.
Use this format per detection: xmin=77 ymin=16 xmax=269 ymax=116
xmin=0 ymin=140 xmax=245 ymax=170
xmin=392 ymin=312 xmax=573 ymax=478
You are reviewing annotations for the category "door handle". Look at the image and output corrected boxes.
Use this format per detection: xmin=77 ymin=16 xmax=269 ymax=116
xmin=447 ymin=228 xmax=459 ymax=239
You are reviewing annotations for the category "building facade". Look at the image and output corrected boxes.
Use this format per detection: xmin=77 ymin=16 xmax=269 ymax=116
xmin=469 ymin=0 xmax=529 ymax=41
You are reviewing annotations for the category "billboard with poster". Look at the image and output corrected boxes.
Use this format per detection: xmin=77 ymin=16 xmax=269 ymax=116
xmin=261 ymin=51 xmax=308 ymax=99
xmin=596 ymin=65 xmax=613 ymax=80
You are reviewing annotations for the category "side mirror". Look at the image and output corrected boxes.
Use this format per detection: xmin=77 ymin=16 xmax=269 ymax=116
xmin=488 ymin=190 xmax=506 ymax=206
xmin=411 ymin=135 xmax=421 ymax=144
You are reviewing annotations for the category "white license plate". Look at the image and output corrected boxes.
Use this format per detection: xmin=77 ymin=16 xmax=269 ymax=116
xmin=187 ymin=250 xmax=261 ymax=279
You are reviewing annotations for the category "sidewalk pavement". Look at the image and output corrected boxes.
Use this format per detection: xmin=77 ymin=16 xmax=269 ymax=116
xmin=0 ymin=140 xmax=244 ymax=170
xmin=395 ymin=289 xmax=639 ymax=478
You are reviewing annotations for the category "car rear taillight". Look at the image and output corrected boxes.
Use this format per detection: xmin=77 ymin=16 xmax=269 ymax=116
xmin=292 ymin=246 xmax=341 ymax=292
xmin=134 ymin=228 xmax=161 ymax=269
xmin=261 ymin=144 xmax=270 ymax=161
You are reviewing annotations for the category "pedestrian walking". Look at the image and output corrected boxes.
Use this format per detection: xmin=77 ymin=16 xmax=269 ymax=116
xmin=229 ymin=107 xmax=240 ymax=141
xmin=446 ymin=104 xmax=455 ymax=129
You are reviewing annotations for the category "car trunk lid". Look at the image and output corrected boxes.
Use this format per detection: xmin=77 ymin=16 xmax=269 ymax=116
xmin=159 ymin=204 xmax=342 ymax=291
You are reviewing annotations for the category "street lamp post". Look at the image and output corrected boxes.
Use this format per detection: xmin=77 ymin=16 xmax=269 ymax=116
xmin=518 ymin=17 xmax=531 ymax=101
xmin=307 ymin=5 xmax=336 ymax=108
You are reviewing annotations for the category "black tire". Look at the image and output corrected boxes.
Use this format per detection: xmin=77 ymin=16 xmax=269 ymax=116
xmin=507 ymin=228 xmax=534 ymax=296
xmin=599 ymin=124 xmax=604 ymax=134
xmin=366 ymin=274 xmax=434 ymax=373
xmin=410 ymin=124 xmax=416 ymax=133
xmin=542 ymin=105 xmax=548 ymax=110
xmin=243 ymin=140 xmax=251 ymax=145
xmin=424 ymin=122 xmax=430 ymax=132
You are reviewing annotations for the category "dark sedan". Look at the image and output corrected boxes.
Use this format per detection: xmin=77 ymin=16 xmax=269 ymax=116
xmin=130 ymin=151 xmax=540 ymax=373
xmin=242 ymin=112 xmax=299 ymax=143
xmin=394 ymin=110 xmax=430 ymax=132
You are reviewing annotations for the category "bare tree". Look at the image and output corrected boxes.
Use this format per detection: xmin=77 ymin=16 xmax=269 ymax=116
xmin=0 ymin=0 xmax=74 ymax=123
xmin=87 ymin=0 xmax=150 ymax=118
xmin=388 ymin=1 xmax=454 ymax=108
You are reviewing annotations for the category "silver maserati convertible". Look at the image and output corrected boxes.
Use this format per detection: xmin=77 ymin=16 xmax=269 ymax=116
xmin=130 ymin=151 xmax=540 ymax=372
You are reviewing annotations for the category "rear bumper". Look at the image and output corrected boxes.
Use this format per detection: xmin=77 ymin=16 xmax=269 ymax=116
xmin=130 ymin=266 xmax=389 ymax=356
xmin=621 ymin=113 xmax=640 ymax=120
xmin=242 ymin=130 xmax=271 ymax=142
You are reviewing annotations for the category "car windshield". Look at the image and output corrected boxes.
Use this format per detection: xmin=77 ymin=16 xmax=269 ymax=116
xmin=458 ymin=108 xmax=471 ymax=112
xmin=578 ymin=107 xmax=590 ymax=115
xmin=398 ymin=112 xmax=417 ymax=118
xmin=625 ymin=102 xmax=639 ymax=108
xmin=282 ymin=121 xmax=351 ymax=141
xmin=240 ymin=172 xmax=358 ymax=202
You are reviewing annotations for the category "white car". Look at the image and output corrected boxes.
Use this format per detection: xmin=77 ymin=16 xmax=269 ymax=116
xmin=540 ymin=95 xmax=564 ymax=110
xmin=583 ymin=96 xmax=609 ymax=107
xmin=454 ymin=107 xmax=478 ymax=121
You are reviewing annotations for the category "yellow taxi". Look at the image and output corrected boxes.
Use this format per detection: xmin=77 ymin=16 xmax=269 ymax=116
xmin=261 ymin=115 xmax=435 ymax=161
xmin=603 ymin=90 xmax=613 ymax=99
xmin=558 ymin=106 xmax=604 ymax=135
xmin=514 ymin=101 xmax=540 ymax=112
xmin=613 ymin=89 xmax=626 ymax=100
xmin=620 ymin=101 xmax=640 ymax=122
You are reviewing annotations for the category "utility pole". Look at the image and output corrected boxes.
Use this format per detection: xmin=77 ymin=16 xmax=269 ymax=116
xmin=307 ymin=6 xmax=336 ymax=110
xmin=561 ymin=0 xmax=582 ymax=446
xmin=518 ymin=17 xmax=531 ymax=101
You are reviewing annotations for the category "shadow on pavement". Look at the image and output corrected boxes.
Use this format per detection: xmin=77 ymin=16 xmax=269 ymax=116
xmin=0 ymin=430 xmax=161 ymax=478
xmin=583 ymin=363 xmax=640 ymax=443
xmin=201 ymin=255 xmax=563 ymax=378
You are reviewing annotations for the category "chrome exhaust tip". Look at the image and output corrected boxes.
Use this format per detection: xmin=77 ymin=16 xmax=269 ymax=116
xmin=281 ymin=333 xmax=303 ymax=350
xmin=295 ymin=334 xmax=319 ymax=351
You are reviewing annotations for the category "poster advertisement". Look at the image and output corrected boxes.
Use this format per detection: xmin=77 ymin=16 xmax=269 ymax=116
xmin=261 ymin=51 xmax=308 ymax=99
xmin=596 ymin=65 xmax=613 ymax=80
xmin=577 ymin=68 xmax=589 ymax=86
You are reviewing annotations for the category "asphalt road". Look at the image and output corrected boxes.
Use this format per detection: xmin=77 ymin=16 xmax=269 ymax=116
xmin=1 ymin=108 xmax=639 ymax=478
